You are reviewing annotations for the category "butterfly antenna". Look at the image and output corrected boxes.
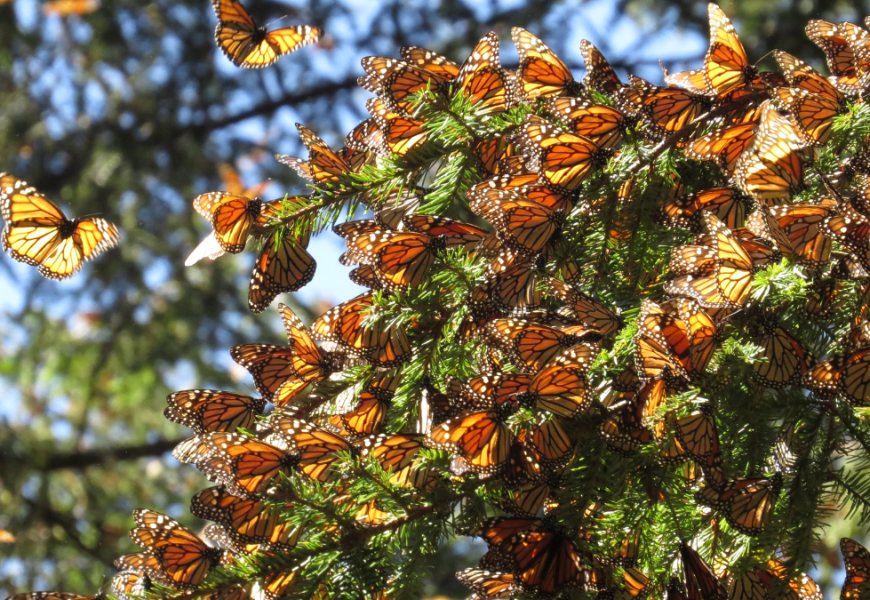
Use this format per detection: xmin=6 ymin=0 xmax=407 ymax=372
xmin=263 ymin=14 xmax=290 ymax=29
xmin=753 ymin=49 xmax=777 ymax=67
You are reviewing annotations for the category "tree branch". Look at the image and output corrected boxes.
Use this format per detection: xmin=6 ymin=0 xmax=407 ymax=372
xmin=0 ymin=438 xmax=185 ymax=472
xmin=193 ymin=78 xmax=360 ymax=134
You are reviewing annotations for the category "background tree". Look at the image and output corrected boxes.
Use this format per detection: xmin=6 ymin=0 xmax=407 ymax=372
xmin=1 ymin=0 xmax=868 ymax=596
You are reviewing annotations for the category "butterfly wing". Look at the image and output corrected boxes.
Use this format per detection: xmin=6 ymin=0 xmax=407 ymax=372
xmin=1 ymin=176 xmax=67 ymax=266
xmin=248 ymin=231 xmax=316 ymax=313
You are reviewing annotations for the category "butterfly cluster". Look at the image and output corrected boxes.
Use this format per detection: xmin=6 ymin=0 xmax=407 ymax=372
xmin=15 ymin=3 xmax=870 ymax=600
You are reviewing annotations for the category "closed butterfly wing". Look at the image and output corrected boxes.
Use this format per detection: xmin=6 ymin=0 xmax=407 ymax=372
xmin=695 ymin=472 xmax=782 ymax=535
xmin=704 ymin=4 xmax=754 ymax=97
xmin=130 ymin=509 xmax=223 ymax=590
xmin=680 ymin=542 xmax=728 ymax=600
xmin=165 ymin=390 xmax=265 ymax=434
xmin=248 ymin=231 xmax=316 ymax=313
xmin=522 ymin=115 xmax=604 ymax=191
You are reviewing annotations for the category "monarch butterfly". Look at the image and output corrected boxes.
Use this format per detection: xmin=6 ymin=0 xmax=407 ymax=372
xmin=344 ymin=117 xmax=387 ymax=156
xmin=805 ymin=21 xmax=863 ymax=95
xmin=686 ymin=122 xmax=757 ymax=174
xmin=211 ymin=0 xmax=319 ymax=69
xmin=745 ymin=560 xmax=823 ymax=600
xmin=733 ymin=102 xmax=808 ymax=205
xmin=454 ymin=32 xmax=514 ymax=115
xmin=679 ymin=542 xmax=728 ymax=600
xmin=469 ymin=517 xmax=587 ymax=595
xmin=581 ymin=40 xmax=623 ymax=94
xmin=129 ymin=509 xmax=223 ymax=590
xmin=330 ymin=370 xmax=401 ymax=438
xmin=674 ymin=409 xmax=723 ymax=485
xmin=470 ymin=259 xmax=545 ymax=314
xmin=665 ymin=214 xmax=754 ymax=309
xmin=190 ymin=487 xmax=302 ymax=551
xmin=597 ymin=568 xmax=652 ymax=600
xmin=164 ymin=390 xmax=265 ymax=434
xmin=456 ymin=568 xmax=518 ymax=599
xmin=489 ymin=318 xmax=601 ymax=372
xmin=769 ymin=201 xmax=836 ymax=267
xmin=356 ymin=432 xmax=438 ymax=490
xmin=774 ymin=50 xmax=846 ymax=109
xmin=514 ymin=352 xmax=593 ymax=419
xmin=658 ymin=188 xmax=751 ymax=232
xmin=366 ymin=97 xmax=430 ymax=157
xmin=472 ymin=132 xmax=519 ymax=175
xmin=700 ymin=4 xmax=757 ymax=97
xmin=113 ymin=551 xmax=174 ymax=586
xmin=311 ymin=292 xmax=412 ymax=368
xmin=544 ymin=97 xmax=626 ymax=150
xmin=616 ymin=76 xmax=710 ymax=140
xmin=546 ymin=278 xmax=622 ymax=336
xmin=449 ymin=373 xmax=533 ymax=414
xmin=598 ymin=401 xmax=654 ymax=456
xmin=0 ymin=173 xmax=120 ymax=279
xmin=399 ymin=46 xmax=460 ymax=80
xmin=347 ymin=229 xmax=448 ymax=291
xmin=697 ymin=472 xmax=782 ymax=535
xmin=279 ymin=124 xmax=355 ymax=185
xmin=359 ymin=56 xmax=448 ymax=115
xmin=248 ymin=230 xmax=316 ymax=314
xmin=271 ymin=416 xmax=356 ymax=482
xmin=841 ymin=538 xmax=870 ymax=600
xmin=349 ymin=264 xmax=383 ymax=290
xmin=202 ymin=432 xmax=297 ymax=496
xmin=481 ymin=190 xmax=566 ymax=257
xmin=521 ymin=115 xmax=606 ymax=192
xmin=190 ymin=191 xmax=270 ymax=254
xmin=750 ymin=315 xmax=814 ymax=388
xmin=402 ymin=214 xmax=487 ymax=252
xmin=42 ymin=0 xmax=100 ymax=15
xmin=261 ymin=569 xmax=302 ymax=600
xmin=425 ymin=399 xmax=515 ymax=476
xmin=773 ymin=87 xmax=841 ymax=146
xmin=500 ymin=428 xmax=567 ymax=516
xmin=111 ymin=570 xmax=151 ymax=600
xmin=634 ymin=300 xmax=693 ymax=385
xmin=512 ymin=28 xmax=583 ymax=101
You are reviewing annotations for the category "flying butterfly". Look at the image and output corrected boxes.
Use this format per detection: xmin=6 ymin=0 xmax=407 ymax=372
xmin=277 ymin=124 xmax=353 ymax=184
xmin=190 ymin=191 xmax=277 ymax=255
xmin=129 ymin=509 xmax=223 ymax=590
xmin=0 ymin=173 xmax=120 ymax=280
xmin=512 ymin=27 xmax=583 ymax=101
xmin=212 ymin=0 xmax=320 ymax=69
